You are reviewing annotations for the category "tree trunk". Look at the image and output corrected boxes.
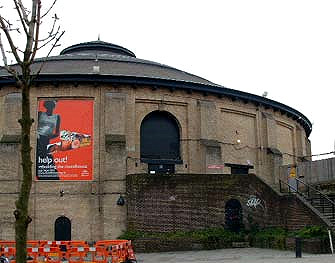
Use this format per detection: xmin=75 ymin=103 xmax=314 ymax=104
xmin=15 ymin=65 xmax=33 ymax=263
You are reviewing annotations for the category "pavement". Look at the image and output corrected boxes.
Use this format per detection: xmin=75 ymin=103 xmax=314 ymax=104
xmin=136 ymin=248 xmax=335 ymax=263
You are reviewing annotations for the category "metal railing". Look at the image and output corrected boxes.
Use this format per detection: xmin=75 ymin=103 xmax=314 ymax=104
xmin=279 ymin=177 xmax=335 ymax=221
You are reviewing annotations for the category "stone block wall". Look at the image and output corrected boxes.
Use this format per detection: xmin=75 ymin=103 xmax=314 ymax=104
xmin=0 ymin=143 xmax=20 ymax=239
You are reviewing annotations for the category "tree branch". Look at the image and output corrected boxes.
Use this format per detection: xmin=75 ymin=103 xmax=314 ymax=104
xmin=23 ymin=0 xmax=38 ymax=63
xmin=33 ymin=29 xmax=64 ymax=77
xmin=0 ymin=65 xmax=19 ymax=80
xmin=41 ymin=0 xmax=57 ymax=19
xmin=0 ymin=32 xmax=8 ymax=66
xmin=37 ymin=13 xmax=57 ymax=42
xmin=16 ymin=0 xmax=30 ymax=24
xmin=0 ymin=16 xmax=22 ymax=64
xmin=37 ymin=25 xmax=60 ymax=49
xmin=30 ymin=1 xmax=41 ymax=61
xmin=0 ymin=34 xmax=20 ymax=81
xmin=13 ymin=0 xmax=29 ymax=36
xmin=0 ymin=16 xmax=13 ymax=28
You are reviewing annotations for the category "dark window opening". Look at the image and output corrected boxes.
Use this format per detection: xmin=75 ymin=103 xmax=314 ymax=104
xmin=55 ymin=216 xmax=71 ymax=241
xmin=140 ymin=111 xmax=181 ymax=162
xmin=231 ymin=167 xmax=249 ymax=174
xmin=225 ymin=163 xmax=253 ymax=175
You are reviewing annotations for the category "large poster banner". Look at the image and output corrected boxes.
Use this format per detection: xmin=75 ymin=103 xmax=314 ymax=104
xmin=36 ymin=99 xmax=93 ymax=180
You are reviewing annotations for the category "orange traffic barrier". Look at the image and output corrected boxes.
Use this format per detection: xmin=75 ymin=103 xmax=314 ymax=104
xmin=96 ymin=240 xmax=136 ymax=263
xmin=0 ymin=246 xmax=16 ymax=259
xmin=0 ymin=240 xmax=136 ymax=263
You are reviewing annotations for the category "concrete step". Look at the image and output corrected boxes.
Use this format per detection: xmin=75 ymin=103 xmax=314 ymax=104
xmin=313 ymin=207 xmax=335 ymax=212
xmin=317 ymin=214 xmax=335 ymax=219
xmin=298 ymin=192 xmax=335 ymax=229
xmin=321 ymin=213 xmax=335 ymax=218
xmin=308 ymin=195 xmax=335 ymax=199
xmin=313 ymin=209 xmax=335 ymax=214
xmin=312 ymin=207 xmax=335 ymax=212
xmin=310 ymin=198 xmax=335 ymax=202
xmin=311 ymin=203 xmax=335 ymax=208
xmin=312 ymin=202 xmax=335 ymax=205
xmin=312 ymin=201 xmax=335 ymax=204
xmin=308 ymin=202 xmax=335 ymax=206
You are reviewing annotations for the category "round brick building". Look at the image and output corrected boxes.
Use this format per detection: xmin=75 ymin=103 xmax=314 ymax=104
xmin=0 ymin=41 xmax=312 ymax=240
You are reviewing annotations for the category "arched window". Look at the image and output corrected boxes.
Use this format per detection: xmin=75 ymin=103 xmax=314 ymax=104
xmin=140 ymin=111 xmax=181 ymax=161
xmin=55 ymin=216 xmax=71 ymax=241
xmin=225 ymin=199 xmax=243 ymax=232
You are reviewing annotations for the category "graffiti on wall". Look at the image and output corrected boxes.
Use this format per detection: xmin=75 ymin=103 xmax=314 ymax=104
xmin=246 ymin=195 xmax=264 ymax=209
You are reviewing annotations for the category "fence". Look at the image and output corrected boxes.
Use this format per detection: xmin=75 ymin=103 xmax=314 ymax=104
xmin=280 ymin=157 xmax=335 ymax=185
xmin=0 ymin=240 xmax=136 ymax=263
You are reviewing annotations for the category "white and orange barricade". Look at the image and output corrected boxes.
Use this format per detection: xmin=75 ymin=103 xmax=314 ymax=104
xmin=0 ymin=241 xmax=16 ymax=262
xmin=0 ymin=240 xmax=136 ymax=263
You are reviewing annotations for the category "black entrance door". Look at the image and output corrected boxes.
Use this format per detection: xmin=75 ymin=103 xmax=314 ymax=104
xmin=55 ymin=216 xmax=71 ymax=241
xmin=225 ymin=199 xmax=243 ymax=232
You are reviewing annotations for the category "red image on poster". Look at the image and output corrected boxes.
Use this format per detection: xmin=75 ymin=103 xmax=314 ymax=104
xmin=36 ymin=99 xmax=93 ymax=181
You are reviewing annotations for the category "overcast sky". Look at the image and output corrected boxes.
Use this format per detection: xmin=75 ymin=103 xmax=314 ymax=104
xmin=5 ymin=0 xmax=335 ymax=160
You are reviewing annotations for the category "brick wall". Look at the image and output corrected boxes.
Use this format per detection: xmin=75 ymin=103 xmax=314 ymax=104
xmin=281 ymin=195 xmax=326 ymax=231
xmin=126 ymin=173 xmax=327 ymax=233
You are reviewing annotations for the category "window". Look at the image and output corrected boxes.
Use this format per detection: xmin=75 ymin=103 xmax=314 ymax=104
xmin=140 ymin=111 xmax=181 ymax=161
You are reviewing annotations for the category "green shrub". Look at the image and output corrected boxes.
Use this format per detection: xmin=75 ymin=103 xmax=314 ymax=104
xmin=118 ymin=230 xmax=147 ymax=240
xmin=292 ymin=226 xmax=329 ymax=240
xmin=250 ymin=227 xmax=287 ymax=250
xmin=118 ymin=227 xmax=246 ymax=249
xmin=118 ymin=226 xmax=330 ymax=251
xmin=187 ymin=228 xmax=245 ymax=249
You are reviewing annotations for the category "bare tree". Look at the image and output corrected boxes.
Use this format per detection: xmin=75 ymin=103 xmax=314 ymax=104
xmin=0 ymin=1 xmax=64 ymax=263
